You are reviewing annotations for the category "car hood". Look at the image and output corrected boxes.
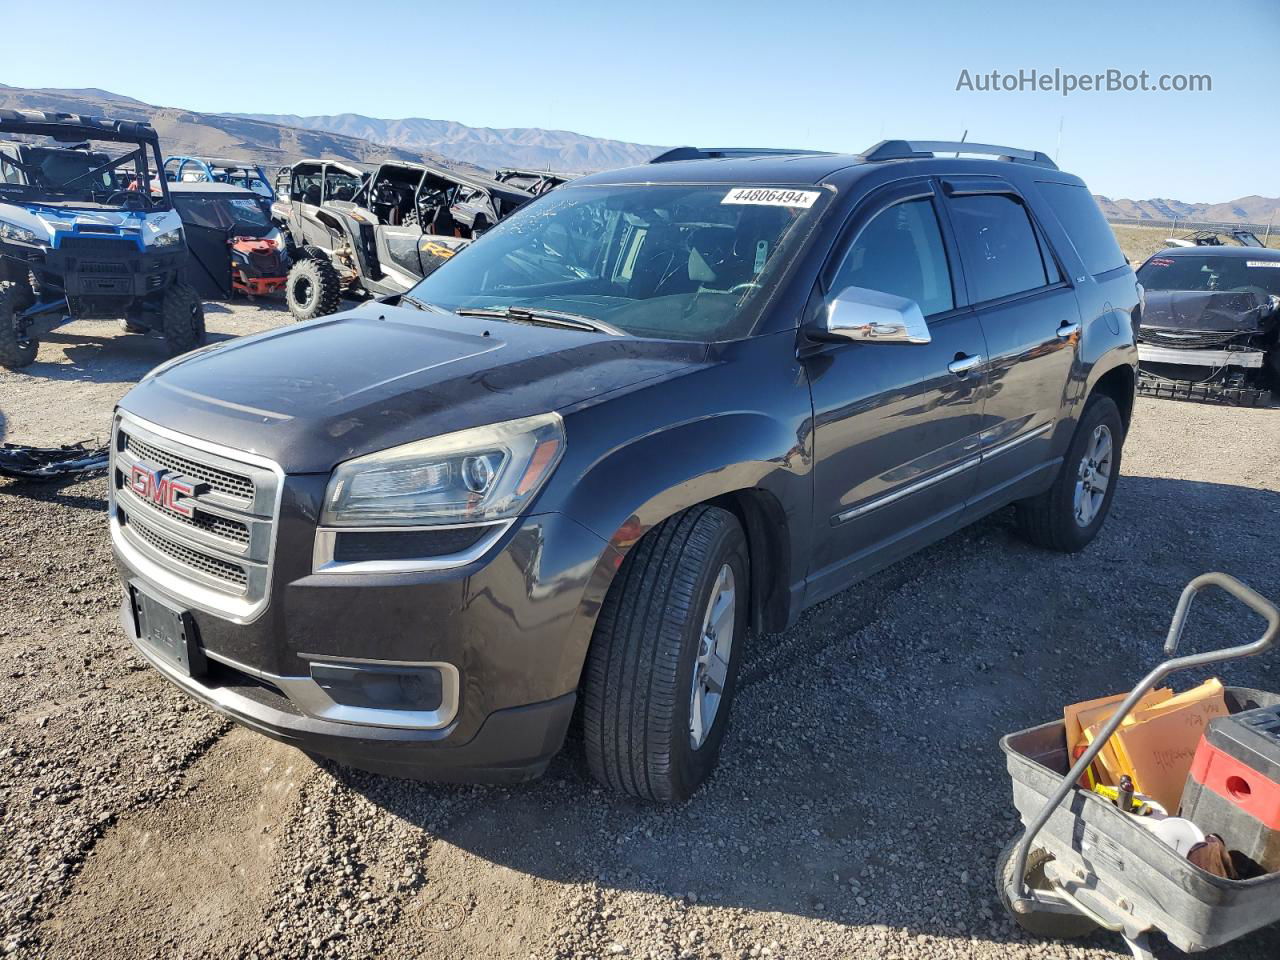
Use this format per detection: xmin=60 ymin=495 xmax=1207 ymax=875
xmin=119 ymin=303 xmax=706 ymax=473
xmin=1140 ymin=289 xmax=1279 ymax=334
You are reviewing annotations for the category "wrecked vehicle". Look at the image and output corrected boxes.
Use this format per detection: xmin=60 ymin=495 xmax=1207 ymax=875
xmin=274 ymin=159 xmax=532 ymax=320
xmin=164 ymin=156 xmax=275 ymax=200
xmin=494 ymin=168 xmax=574 ymax=197
xmin=170 ymin=182 xmax=289 ymax=299
xmin=1164 ymin=228 xmax=1265 ymax=248
xmin=0 ymin=110 xmax=204 ymax=368
xmin=1135 ymin=246 xmax=1280 ymax=405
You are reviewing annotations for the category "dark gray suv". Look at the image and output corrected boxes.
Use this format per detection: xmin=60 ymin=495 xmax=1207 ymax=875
xmin=109 ymin=140 xmax=1140 ymax=802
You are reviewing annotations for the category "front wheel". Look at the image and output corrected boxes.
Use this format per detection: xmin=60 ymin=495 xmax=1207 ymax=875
xmin=995 ymin=834 xmax=1100 ymax=939
xmin=1015 ymin=394 xmax=1124 ymax=552
xmin=582 ymin=506 xmax=749 ymax=803
xmin=0 ymin=280 xmax=38 ymax=368
xmin=160 ymin=281 xmax=206 ymax=357
xmin=285 ymin=256 xmax=341 ymax=321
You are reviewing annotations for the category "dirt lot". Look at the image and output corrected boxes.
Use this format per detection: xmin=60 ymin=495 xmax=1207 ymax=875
xmin=1 ymin=306 xmax=1279 ymax=960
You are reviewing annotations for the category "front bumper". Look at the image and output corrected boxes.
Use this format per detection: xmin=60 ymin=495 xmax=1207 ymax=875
xmin=110 ymin=444 xmax=617 ymax=779
xmin=121 ymin=597 xmax=576 ymax=781
xmin=1138 ymin=343 xmax=1265 ymax=369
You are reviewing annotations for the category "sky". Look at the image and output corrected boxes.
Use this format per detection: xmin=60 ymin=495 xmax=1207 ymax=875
xmin=1 ymin=0 xmax=1276 ymax=203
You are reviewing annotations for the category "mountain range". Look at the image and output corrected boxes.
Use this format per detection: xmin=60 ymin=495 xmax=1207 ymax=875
xmin=228 ymin=112 xmax=665 ymax=174
xmin=0 ymin=84 xmax=1275 ymax=225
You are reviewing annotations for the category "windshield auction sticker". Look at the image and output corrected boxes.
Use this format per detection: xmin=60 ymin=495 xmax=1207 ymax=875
xmin=1246 ymin=260 xmax=1280 ymax=268
xmin=722 ymin=187 xmax=820 ymax=208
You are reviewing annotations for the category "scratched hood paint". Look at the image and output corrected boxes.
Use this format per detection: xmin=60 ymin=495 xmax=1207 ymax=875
xmin=119 ymin=303 xmax=705 ymax=473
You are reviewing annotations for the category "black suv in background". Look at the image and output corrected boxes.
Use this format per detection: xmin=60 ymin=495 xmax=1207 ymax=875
xmin=109 ymin=140 xmax=1139 ymax=802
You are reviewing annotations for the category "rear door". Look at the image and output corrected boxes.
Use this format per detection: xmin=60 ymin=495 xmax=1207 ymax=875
xmin=939 ymin=179 xmax=1082 ymax=507
xmin=805 ymin=179 xmax=988 ymax=604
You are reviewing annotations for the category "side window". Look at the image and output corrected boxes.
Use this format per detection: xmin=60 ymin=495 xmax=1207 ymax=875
xmin=947 ymin=193 xmax=1050 ymax=302
xmin=831 ymin=196 xmax=954 ymax=317
xmin=0 ymin=154 xmax=20 ymax=184
xmin=1037 ymin=180 xmax=1128 ymax=276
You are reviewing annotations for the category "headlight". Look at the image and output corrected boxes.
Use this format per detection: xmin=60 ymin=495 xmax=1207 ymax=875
xmin=0 ymin=219 xmax=40 ymax=244
xmin=321 ymin=412 xmax=565 ymax=527
xmin=151 ymin=226 xmax=183 ymax=249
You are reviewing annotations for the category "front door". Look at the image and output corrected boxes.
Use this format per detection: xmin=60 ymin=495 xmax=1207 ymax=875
xmin=805 ymin=180 xmax=988 ymax=605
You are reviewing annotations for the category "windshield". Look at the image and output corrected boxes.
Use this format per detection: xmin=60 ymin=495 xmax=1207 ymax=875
xmin=174 ymin=195 xmax=272 ymax=232
xmin=1139 ymin=255 xmax=1280 ymax=298
xmin=405 ymin=182 xmax=827 ymax=340
xmin=0 ymin=140 xmax=168 ymax=210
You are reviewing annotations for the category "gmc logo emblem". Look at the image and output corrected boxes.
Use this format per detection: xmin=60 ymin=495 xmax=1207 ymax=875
xmin=129 ymin=464 xmax=197 ymax=518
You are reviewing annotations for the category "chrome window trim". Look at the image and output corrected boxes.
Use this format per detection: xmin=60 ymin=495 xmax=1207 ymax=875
xmin=311 ymin=520 xmax=514 ymax=575
xmin=195 ymin=649 xmax=459 ymax=731
xmin=109 ymin=410 xmax=285 ymax=624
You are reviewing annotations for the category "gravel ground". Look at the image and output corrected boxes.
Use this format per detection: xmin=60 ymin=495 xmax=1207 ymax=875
xmin=1 ymin=305 xmax=1279 ymax=959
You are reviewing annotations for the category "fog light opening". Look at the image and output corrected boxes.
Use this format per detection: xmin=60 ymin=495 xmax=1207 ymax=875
xmin=310 ymin=661 xmax=445 ymax=712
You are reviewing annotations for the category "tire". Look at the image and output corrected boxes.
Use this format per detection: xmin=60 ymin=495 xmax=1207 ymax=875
xmin=582 ymin=505 xmax=749 ymax=803
xmin=0 ymin=280 xmax=38 ymax=368
xmin=160 ymin=281 xmax=206 ymax=357
xmin=1015 ymin=394 xmax=1124 ymax=552
xmin=995 ymin=834 xmax=1100 ymax=939
xmin=285 ymin=255 xmax=341 ymax=321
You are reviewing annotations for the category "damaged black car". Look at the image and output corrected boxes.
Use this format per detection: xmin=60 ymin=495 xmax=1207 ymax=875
xmin=1135 ymin=246 xmax=1280 ymax=406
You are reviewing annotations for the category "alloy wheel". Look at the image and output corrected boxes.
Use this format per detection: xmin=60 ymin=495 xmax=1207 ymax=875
xmin=689 ymin=563 xmax=736 ymax=749
xmin=1074 ymin=423 xmax=1113 ymax=527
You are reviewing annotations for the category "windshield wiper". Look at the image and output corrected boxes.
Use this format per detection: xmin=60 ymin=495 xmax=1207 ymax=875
xmin=398 ymin=293 xmax=445 ymax=313
xmin=454 ymin=305 xmax=624 ymax=336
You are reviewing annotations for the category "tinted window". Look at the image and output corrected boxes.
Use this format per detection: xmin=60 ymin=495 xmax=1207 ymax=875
xmin=948 ymin=193 xmax=1050 ymax=302
xmin=831 ymin=197 xmax=954 ymax=316
xmin=408 ymin=183 xmax=825 ymax=341
xmin=1038 ymin=181 xmax=1127 ymax=276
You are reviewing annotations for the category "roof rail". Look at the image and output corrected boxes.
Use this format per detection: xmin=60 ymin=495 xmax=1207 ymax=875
xmin=649 ymin=146 xmax=831 ymax=164
xmin=860 ymin=139 xmax=1057 ymax=169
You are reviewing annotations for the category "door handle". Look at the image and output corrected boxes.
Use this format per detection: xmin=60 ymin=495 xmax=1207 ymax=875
xmin=1057 ymin=321 xmax=1082 ymax=339
xmin=947 ymin=353 xmax=984 ymax=377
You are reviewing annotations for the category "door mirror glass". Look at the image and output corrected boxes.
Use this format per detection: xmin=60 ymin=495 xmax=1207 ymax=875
xmin=826 ymin=285 xmax=931 ymax=344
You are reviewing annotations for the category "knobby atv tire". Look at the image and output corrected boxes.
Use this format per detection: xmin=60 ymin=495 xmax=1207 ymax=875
xmin=160 ymin=281 xmax=207 ymax=357
xmin=286 ymin=255 xmax=342 ymax=321
xmin=0 ymin=280 xmax=38 ymax=368
xmin=582 ymin=505 xmax=748 ymax=803
xmin=995 ymin=834 xmax=1100 ymax=939
xmin=1015 ymin=394 xmax=1124 ymax=553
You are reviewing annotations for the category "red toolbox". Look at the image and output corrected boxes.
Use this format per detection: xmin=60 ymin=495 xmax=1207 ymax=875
xmin=1181 ymin=704 xmax=1280 ymax=872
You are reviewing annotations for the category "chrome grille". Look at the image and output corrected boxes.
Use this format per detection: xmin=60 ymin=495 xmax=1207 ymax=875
xmin=124 ymin=433 xmax=254 ymax=501
xmin=110 ymin=414 xmax=281 ymax=621
xmin=120 ymin=508 xmax=249 ymax=589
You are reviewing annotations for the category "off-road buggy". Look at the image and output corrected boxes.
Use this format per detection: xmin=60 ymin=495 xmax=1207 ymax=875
xmin=271 ymin=159 xmax=533 ymax=321
xmin=164 ymin=155 xmax=275 ymax=199
xmin=0 ymin=110 xmax=204 ymax=368
xmin=494 ymin=168 xmax=574 ymax=197
xmin=169 ymin=182 xmax=289 ymax=299
xmin=1135 ymin=245 xmax=1280 ymax=406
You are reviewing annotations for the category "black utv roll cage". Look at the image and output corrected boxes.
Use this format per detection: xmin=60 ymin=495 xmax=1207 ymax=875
xmin=0 ymin=109 xmax=171 ymax=209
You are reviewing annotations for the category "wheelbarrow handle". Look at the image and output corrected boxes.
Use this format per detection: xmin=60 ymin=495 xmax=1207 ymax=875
xmin=1012 ymin=573 xmax=1280 ymax=909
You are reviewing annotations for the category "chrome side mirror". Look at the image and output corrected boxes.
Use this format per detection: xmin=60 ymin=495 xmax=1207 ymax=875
xmin=825 ymin=285 xmax=931 ymax=344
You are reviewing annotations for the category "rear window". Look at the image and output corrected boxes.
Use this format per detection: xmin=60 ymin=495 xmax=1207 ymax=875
xmin=1037 ymin=181 xmax=1127 ymax=276
xmin=947 ymin=193 xmax=1053 ymax=302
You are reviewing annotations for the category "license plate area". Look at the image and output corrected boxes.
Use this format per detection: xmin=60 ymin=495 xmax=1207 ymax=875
xmin=130 ymin=584 xmax=205 ymax=677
